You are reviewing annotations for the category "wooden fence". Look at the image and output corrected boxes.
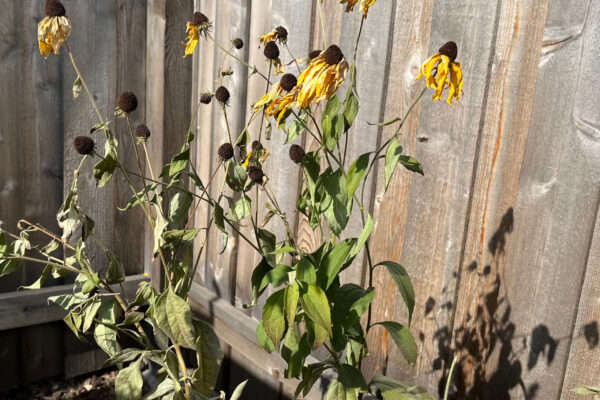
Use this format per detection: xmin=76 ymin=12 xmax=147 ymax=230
xmin=1 ymin=0 xmax=600 ymax=399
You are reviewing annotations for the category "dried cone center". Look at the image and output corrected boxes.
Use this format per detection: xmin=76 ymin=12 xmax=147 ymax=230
xmin=45 ymin=0 xmax=66 ymax=17
xmin=438 ymin=41 xmax=458 ymax=62
xmin=323 ymin=45 xmax=344 ymax=65
xmin=193 ymin=12 xmax=209 ymax=26
xmin=215 ymin=86 xmax=230 ymax=103
xmin=264 ymin=41 xmax=280 ymax=60
xmin=275 ymin=26 xmax=288 ymax=40
xmin=280 ymin=74 xmax=298 ymax=92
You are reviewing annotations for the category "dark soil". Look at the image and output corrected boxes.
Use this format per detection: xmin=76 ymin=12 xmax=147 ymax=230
xmin=0 ymin=370 xmax=117 ymax=400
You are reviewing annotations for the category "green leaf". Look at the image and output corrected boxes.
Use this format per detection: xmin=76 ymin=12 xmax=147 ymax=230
xmin=262 ymin=289 xmax=286 ymax=350
xmin=250 ymin=258 xmax=271 ymax=306
xmin=106 ymin=251 xmax=125 ymax=284
xmin=121 ymin=311 xmax=145 ymax=326
xmin=89 ymin=122 xmax=108 ymax=134
xmin=385 ymin=138 xmax=403 ymax=191
xmin=374 ymin=321 xmax=417 ymax=365
xmin=226 ymin=162 xmax=248 ymax=192
xmin=266 ymin=265 xmax=292 ymax=288
xmin=349 ymin=213 xmax=373 ymax=259
xmin=48 ymin=292 xmax=87 ymax=310
xmin=162 ymin=228 xmax=202 ymax=247
xmin=153 ymin=203 xmax=169 ymax=257
xmin=370 ymin=374 xmax=435 ymax=400
xmin=295 ymin=257 xmax=316 ymax=285
xmin=300 ymin=284 xmax=332 ymax=343
xmin=343 ymin=88 xmax=359 ymax=130
xmin=94 ymin=324 xmax=121 ymax=357
xmin=332 ymin=284 xmax=375 ymax=329
xmin=286 ymin=111 xmax=308 ymax=143
xmin=284 ymin=282 xmax=300 ymax=327
xmin=163 ymin=148 xmax=190 ymax=178
xmin=168 ymin=192 xmax=193 ymax=226
xmin=73 ymin=76 xmax=82 ymax=99
xmin=337 ymin=364 xmax=368 ymax=390
xmin=317 ymin=239 xmax=356 ymax=289
xmin=93 ymin=154 xmax=118 ymax=187
xmin=399 ymin=155 xmax=423 ymax=175
xmin=228 ymin=195 xmax=252 ymax=222
xmin=571 ymin=386 xmax=600 ymax=395
xmin=82 ymin=297 xmax=102 ymax=332
xmin=346 ymin=153 xmax=370 ymax=199
xmin=115 ymin=360 xmax=143 ymax=400
xmin=154 ymin=287 xmax=197 ymax=349
xmin=323 ymin=169 xmax=349 ymax=236
xmin=144 ymin=379 xmax=175 ymax=400
xmin=19 ymin=265 xmax=52 ymax=290
xmin=118 ymin=184 xmax=157 ymax=212
xmin=256 ymin=320 xmax=276 ymax=353
xmin=325 ymin=380 xmax=359 ymax=400
xmin=375 ymin=261 xmax=415 ymax=325
xmin=192 ymin=320 xmax=224 ymax=396
xmin=323 ymin=95 xmax=340 ymax=123
xmin=257 ymin=228 xmax=276 ymax=266
xmin=323 ymin=115 xmax=345 ymax=151
xmin=295 ymin=362 xmax=331 ymax=398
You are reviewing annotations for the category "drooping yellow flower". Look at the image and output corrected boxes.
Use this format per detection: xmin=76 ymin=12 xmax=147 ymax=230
xmin=258 ymin=26 xmax=288 ymax=47
xmin=340 ymin=0 xmax=376 ymax=17
xmin=37 ymin=0 xmax=71 ymax=59
xmin=416 ymin=41 xmax=463 ymax=105
xmin=296 ymin=45 xmax=349 ymax=109
xmin=242 ymin=142 xmax=270 ymax=169
xmin=183 ymin=12 xmax=211 ymax=58
xmin=253 ymin=74 xmax=299 ymax=127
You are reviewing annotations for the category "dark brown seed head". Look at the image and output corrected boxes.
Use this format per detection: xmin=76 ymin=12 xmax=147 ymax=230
xmin=323 ymin=45 xmax=344 ymax=65
xmin=308 ymin=49 xmax=322 ymax=60
xmin=117 ymin=91 xmax=138 ymax=113
xmin=264 ymin=41 xmax=280 ymax=60
xmin=289 ymin=144 xmax=305 ymax=164
xmin=232 ymin=38 xmax=244 ymax=49
xmin=45 ymin=0 xmax=66 ymax=17
xmin=251 ymin=140 xmax=263 ymax=151
xmin=248 ymin=166 xmax=264 ymax=184
xmin=275 ymin=26 xmax=288 ymax=40
xmin=193 ymin=12 xmax=209 ymax=26
xmin=438 ymin=41 xmax=458 ymax=62
xmin=218 ymin=143 xmax=234 ymax=161
xmin=280 ymin=74 xmax=297 ymax=92
xmin=73 ymin=136 xmax=94 ymax=155
xmin=135 ymin=124 xmax=151 ymax=140
xmin=215 ymin=86 xmax=230 ymax=103
xmin=200 ymin=92 xmax=213 ymax=104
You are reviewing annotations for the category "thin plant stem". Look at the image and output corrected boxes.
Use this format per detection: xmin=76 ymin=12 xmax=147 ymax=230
xmin=317 ymin=0 xmax=328 ymax=48
xmin=126 ymin=116 xmax=153 ymax=205
xmin=222 ymin=106 xmax=233 ymax=144
xmin=444 ymin=356 xmax=459 ymax=400
xmin=142 ymin=142 xmax=156 ymax=181
xmin=174 ymin=343 xmax=191 ymax=400
xmin=284 ymin=43 xmax=302 ymax=73
xmin=207 ymin=33 xmax=271 ymax=83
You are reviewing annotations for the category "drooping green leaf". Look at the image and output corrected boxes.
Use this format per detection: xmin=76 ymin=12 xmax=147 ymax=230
xmin=121 ymin=311 xmax=145 ymax=326
xmin=106 ymin=251 xmax=125 ymax=284
xmin=323 ymin=95 xmax=340 ymax=123
xmin=374 ymin=321 xmax=417 ymax=365
xmin=317 ymin=238 xmax=356 ymax=290
xmin=161 ymin=228 xmax=202 ymax=247
xmin=332 ymin=284 xmax=375 ymax=329
xmin=325 ymin=380 xmax=359 ymax=400
xmin=115 ymin=360 xmax=143 ymax=400
xmin=337 ymin=364 xmax=368 ymax=390
xmin=385 ymin=138 xmax=403 ymax=191
xmin=376 ymin=261 xmax=415 ymax=325
xmin=266 ymin=265 xmax=292 ymax=288
xmin=261 ymin=289 xmax=286 ymax=350
xmin=295 ymin=362 xmax=332 ymax=399
xmin=295 ymin=257 xmax=317 ymax=285
xmin=343 ymin=87 xmax=359 ymax=130
xmin=349 ymin=213 xmax=373 ymax=259
xmin=249 ymin=258 xmax=271 ymax=306
xmin=284 ymin=282 xmax=300 ymax=327
xmin=48 ymin=292 xmax=88 ymax=310
xmin=117 ymin=184 xmax=158 ymax=211
xmin=82 ymin=297 xmax=102 ymax=332
xmin=152 ymin=203 xmax=169 ymax=257
xmin=73 ymin=76 xmax=82 ymax=99
xmin=154 ymin=287 xmax=197 ymax=349
xmin=192 ymin=320 xmax=224 ymax=396
xmin=323 ymin=169 xmax=349 ymax=236
xmin=226 ymin=162 xmax=248 ymax=192
xmin=93 ymin=153 xmax=118 ymax=187
xmin=286 ymin=112 xmax=308 ymax=144
xmin=257 ymin=228 xmax=276 ymax=266
xmin=19 ymin=265 xmax=52 ymax=290
xmin=571 ymin=386 xmax=600 ymax=395
xmin=228 ymin=195 xmax=252 ymax=222
xmin=95 ymin=324 xmax=121 ymax=357
xmin=370 ymin=374 xmax=435 ymax=400
xmin=300 ymin=284 xmax=332 ymax=342
xmin=162 ymin=148 xmax=190 ymax=179
xmin=231 ymin=380 xmax=249 ymax=400
xmin=256 ymin=320 xmax=276 ymax=353
xmin=346 ymin=153 xmax=370 ymax=199
xmin=399 ymin=155 xmax=424 ymax=175
xmin=168 ymin=192 xmax=193 ymax=226
xmin=144 ymin=378 xmax=175 ymax=400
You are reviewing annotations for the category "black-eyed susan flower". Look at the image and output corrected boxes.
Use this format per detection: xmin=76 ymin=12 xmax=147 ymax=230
xmin=183 ymin=12 xmax=211 ymax=58
xmin=116 ymin=91 xmax=138 ymax=117
xmin=296 ymin=44 xmax=348 ymax=109
xmin=215 ymin=86 xmax=230 ymax=106
xmin=264 ymin=42 xmax=284 ymax=74
xmin=218 ymin=143 xmax=234 ymax=161
xmin=253 ymin=73 xmax=299 ymax=127
xmin=248 ymin=166 xmax=265 ymax=185
xmin=416 ymin=41 xmax=463 ymax=104
xmin=289 ymin=144 xmax=305 ymax=163
xmin=258 ymin=26 xmax=288 ymax=47
xmin=242 ymin=144 xmax=270 ymax=169
xmin=340 ymin=0 xmax=376 ymax=18
xmin=38 ymin=0 xmax=71 ymax=59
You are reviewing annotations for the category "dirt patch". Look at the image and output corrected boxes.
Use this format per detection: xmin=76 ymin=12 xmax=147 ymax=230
xmin=0 ymin=370 xmax=117 ymax=400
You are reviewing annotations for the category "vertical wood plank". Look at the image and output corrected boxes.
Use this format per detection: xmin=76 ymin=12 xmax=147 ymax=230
xmin=0 ymin=0 xmax=63 ymax=291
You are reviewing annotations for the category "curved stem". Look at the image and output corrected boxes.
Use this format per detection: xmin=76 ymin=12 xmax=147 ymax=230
xmin=444 ymin=356 xmax=459 ymax=400
xmin=317 ymin=0 xmax=328 ymax=48
xmin=207 ymin=33 xmax=271 ymax=83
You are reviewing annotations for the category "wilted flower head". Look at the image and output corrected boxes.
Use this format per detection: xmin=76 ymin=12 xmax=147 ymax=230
xmin=289 ymin=144 xmax=305 ymax=164
xmin=117 ymin=91 xmax=138 ymax=115
xmin=248 ymin=166 xmax=265 ymax=185
xmin=215 ymin=86 xmax=230 ymax=105
xmin=340 ymin=0 xmax=377 ymax=18
xmin=183 ymin=11 xmax=211 ymax=58
xmin=135 ymin=124 xmax=151 ymax=141
xmin=218 ymin=143 xmax=234 ymax=161
xmin=308 ymin=49 xmax=322 ymax=61
xmin=232 ymin=38 xmax=244 ymax=49
xmin=38 ymin=0 xmax=71 ymax=58
xmin=200 ymin=92 xmax=213 ymax=105
xmin=73 ymin=136 xmax=95 ymax=155
xmin=296 ymin=44 xmax=348 ymax=108
xmin=416 ymin=41 xmax=463 ymax=104
xmin=258 ymin=26 xmax=289 ymax=47
xmin=253 ymin=73 xmax=299 ymax=127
